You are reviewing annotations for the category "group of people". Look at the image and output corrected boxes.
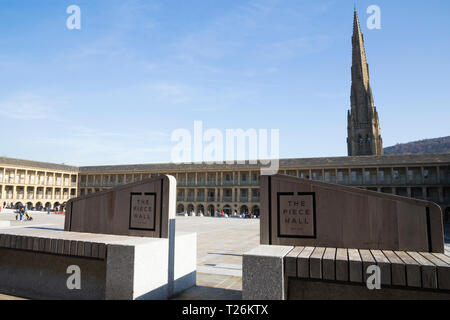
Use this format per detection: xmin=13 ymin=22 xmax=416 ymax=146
xmin=15 ymin=207 xmax=33 ymax=221
xmin=2 ymin=202 xmax=15 ymax=209
xmin=212 ymin=210 xmax=259 ymax=219
xmin=1 ymin=202 xmax=34 ymax=221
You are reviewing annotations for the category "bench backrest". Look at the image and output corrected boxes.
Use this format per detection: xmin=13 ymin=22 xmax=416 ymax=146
xmin=260 ymin=174 xmax=444 ymax=253
xmin=65 ymin=175 xmax=176 ymax=239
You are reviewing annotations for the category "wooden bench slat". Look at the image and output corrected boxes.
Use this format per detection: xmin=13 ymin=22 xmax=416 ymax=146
xmin=336 ymin=248 xmax=349 ymax=282
xmin=323 ymin=248 xmax=337 ymax=281
xmin=359 ymin=250 xmax=376 ymax=282
xmin=371 ymin=250 xmax=392 ymax=286
xmin=420 ymin=252 xmax=450 ymax=290
xmin=407 ymin=252 xmax=437 ymax=289
xmin=383 ymin=250 xmax=406 ymax=287
xmin=285 ymin=246 xmax=304 ymax=278
xmin=433 ymin=252 xmax=450 ymax=265
xmin=395 ymin=251 xmax=421 ymax=288
xmin=310 ymin=247 xmax=326 ymax=279
xmin=297 ymin=247 xmax=315 ymax=279
xmin=348 ymin=249 xmax=363 ymax=283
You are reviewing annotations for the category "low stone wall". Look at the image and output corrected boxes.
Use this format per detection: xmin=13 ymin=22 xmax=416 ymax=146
xmin=0 ymin=228 xmax=196 ymax=300
xmin=243 ymin=245 xmax=450 ymax=300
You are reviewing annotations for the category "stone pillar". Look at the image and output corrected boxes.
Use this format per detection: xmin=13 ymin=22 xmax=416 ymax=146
xmin=421 ymin=167 xmax=425 ymax=184
xmin=248 ymin=188 xmax=252 ymax=202
xmin=437 ymin=166 xmax=441 ymax=184
xmin=405 ymin=167 xmax=409 ymax=184
xmin=438 ymin=187 xmax=444 ymax=203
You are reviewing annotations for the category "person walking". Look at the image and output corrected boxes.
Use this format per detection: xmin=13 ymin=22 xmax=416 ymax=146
xmin=19 ymin=207 xmax=24 ymax=221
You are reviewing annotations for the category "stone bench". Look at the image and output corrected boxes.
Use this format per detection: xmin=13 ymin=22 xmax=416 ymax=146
xmin=243 ymin=245 xmax=450 ymax=300
xmin=0 ymin=228 xmax=196 ymax=300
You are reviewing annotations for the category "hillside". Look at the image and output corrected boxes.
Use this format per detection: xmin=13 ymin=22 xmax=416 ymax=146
xmin=384 ymin=137 xmax=450 ymax=155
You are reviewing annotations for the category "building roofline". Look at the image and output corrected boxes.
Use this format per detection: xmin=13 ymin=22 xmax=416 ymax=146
xmin=1 ymin=153 xmax=449 ymax=174
xmin=77 ymin=153 xmax=450 ymax=174
xmin=0 ymin=157 xmax=79 ymax=172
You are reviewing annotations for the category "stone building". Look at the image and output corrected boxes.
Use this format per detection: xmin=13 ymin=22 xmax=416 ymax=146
xmin=0 ymin=157 xmax=78 ymax=210
xmin=347 ymin=10 xmax=383 ymax=156
xmin=1 ymin=154 xmax=450 ymax=224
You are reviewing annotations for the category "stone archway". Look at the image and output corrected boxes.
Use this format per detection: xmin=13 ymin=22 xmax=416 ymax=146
xmin=26 ymin=202 xmax=33 ymax=210
xmin=207 ymin=205 xmax=215 ymax=217
xmin=15 ymin=202 xmax=24 ymax=210
xmin=197 ymin=204 xmax=205 ymax=215
xmin=36 ymin=202 xmax=43 ymax=211
xmin=44 ymin=202 xmax=51 ymax=210
xmin=177 ymin=204 xmax=185 ymax=214
xmin=252 ymin=205 xmax=260 ymax=217
xmin=240 ymin=205 xmax=249 ymax=214
xmin=54 ymin=202 xmax=61 ymax=210
xmin=187 ymin=204 xmax=195 ymax=215
xmin=223 ymin=205 xmax=232 ymax=215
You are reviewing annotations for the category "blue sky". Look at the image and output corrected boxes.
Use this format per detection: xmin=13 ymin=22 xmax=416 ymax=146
xmin=0 ymin=0 xmax=449 ymax=166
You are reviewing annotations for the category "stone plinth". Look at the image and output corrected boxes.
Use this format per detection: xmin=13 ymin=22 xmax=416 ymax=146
xmin=242 ymin=245 xmax=293 ymax=300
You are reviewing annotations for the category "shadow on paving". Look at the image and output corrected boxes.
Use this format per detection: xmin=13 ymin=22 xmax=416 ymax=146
xmin=170 ymin=286 xmax=242 ymax=300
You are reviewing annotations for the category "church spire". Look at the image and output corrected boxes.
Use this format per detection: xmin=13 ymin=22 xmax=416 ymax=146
xmin=352 ymin=10 xmax=370 ymax=92
xmin=347 ymin=9 xmax=383 ymax=157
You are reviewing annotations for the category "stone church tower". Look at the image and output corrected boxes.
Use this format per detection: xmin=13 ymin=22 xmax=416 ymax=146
xmin=347 ymin=10 xmax=383 ymax=156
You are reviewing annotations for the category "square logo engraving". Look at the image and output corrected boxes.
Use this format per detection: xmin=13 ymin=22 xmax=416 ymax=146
xmin=129 ymin=193 xmax=156 ymax=231
xmin=278 ymin=193 xmax=316 ymax=238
